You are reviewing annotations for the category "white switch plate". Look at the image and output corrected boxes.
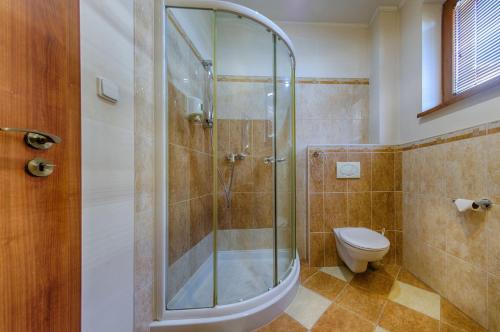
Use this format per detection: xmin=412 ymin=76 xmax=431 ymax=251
xmin=97 ymin=77 xmax=119 ymax=103
xmin=336 ymin=162 xmax=361 ymax=179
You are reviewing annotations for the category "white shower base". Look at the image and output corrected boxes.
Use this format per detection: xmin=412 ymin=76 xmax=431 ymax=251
xmin=168 ymin=249 xmax=292 ymax=309
xmin=151 ymin=249 xmax=300 ymax=332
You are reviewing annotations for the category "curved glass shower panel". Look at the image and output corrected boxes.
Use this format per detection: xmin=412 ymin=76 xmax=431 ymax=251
xmin=215 ymin=11 xmax=275 ymax=305
xmin=275 ymin=37 xmax=295 ymax=282
xmin=165 ymin=7 xmax=215 ymax=310
xmin=164 ymin=2 xmax=296 ymax=312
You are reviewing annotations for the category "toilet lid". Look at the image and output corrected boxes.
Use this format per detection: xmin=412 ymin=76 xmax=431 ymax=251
xmin=337 ymin=227 xmax=390 ymax=251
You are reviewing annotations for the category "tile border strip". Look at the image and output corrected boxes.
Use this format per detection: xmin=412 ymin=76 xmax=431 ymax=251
xmin=217 ymin=75 xmax=369 ymax=85
xmin=308 ymin=119 xmax=500 ymax=152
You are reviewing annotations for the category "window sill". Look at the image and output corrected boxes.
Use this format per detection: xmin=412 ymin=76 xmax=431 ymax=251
xmin=418 ymin=76 xmax=500 ymax=118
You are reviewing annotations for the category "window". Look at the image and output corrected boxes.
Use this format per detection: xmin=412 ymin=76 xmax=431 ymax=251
xmin=419 ymin=0 xmax=500 ymax=117
xmin=453 ymin=0 xmax=500 ymax=94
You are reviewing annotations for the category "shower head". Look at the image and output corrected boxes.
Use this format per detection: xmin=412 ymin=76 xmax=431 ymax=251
xmin=201 ymin=60 xmax=214 ymax=128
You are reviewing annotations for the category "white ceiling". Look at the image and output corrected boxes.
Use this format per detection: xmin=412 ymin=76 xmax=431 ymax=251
xmin=225 ymin=0 xmax=402 ymax=24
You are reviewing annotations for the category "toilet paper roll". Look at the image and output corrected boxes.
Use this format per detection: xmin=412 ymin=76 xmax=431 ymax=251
xmin=453 ymin=199 xmax=479 ymax=212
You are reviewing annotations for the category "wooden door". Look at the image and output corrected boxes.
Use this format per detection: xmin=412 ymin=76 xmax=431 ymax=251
xmin=0 ymin=0 xmax=81 ymax=331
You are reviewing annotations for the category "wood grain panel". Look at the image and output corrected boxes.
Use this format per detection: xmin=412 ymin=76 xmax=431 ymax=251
xmin=0 ymin=0 xmax=81 ymax=331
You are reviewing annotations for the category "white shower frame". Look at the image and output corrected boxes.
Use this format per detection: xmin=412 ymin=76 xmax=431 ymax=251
xmin=152 ymin=0 xmax=299 ymax=330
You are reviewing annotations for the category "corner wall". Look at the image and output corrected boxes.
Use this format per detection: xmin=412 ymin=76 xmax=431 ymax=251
xmin=401 ymin=123 xmax=500 ymax=329
xmin=369 ymin=8 xmax=400 ymax=144
xmin=81 ymin=0 xmax=135 ymax=331
xmin=134 ymin=0 xmax=156 ymax=331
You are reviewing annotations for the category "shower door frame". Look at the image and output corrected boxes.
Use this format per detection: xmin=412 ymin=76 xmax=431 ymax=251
xmin=154 ymin=0 xmax=297 ymax=320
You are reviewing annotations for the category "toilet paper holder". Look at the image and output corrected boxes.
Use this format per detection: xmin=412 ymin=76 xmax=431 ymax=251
xmin=452 ymin=198 xmax=492 ymax=209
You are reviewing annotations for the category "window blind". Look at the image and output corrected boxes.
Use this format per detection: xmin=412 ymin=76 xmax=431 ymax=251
xmin=453 ymin=0 xmax=500 ymax=94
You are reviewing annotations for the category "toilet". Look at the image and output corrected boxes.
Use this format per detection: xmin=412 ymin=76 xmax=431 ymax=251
xmin=333 ymin=227 xmax=390 ymax=273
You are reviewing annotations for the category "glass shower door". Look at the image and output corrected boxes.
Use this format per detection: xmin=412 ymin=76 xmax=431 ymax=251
xmin=215 ymin=10 xmax=275 ymax=304
xmin=275 ymin=37 xmax=295 ymax=282
xmin=165 ymin=6 xmax=215 ymax=310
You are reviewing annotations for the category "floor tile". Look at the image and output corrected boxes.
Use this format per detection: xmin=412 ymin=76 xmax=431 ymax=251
xmin=372 ymin=264 xmax=401 ymax=280
xmin=379 ymin=301 xmax=440 ymax=332
xmin=303 ymin=271 xmax=347 ymax=300
xmin=320 ymin=266 xmax=354 ymax=282
xmin=285 ymin=286 xmax=331 ymax=329
xmin=440 ymin=298 xmax=486 ymax=332
xmin=440 ymin=322 xmax=462 ymax=332
xmin=397 ymin=268 xmax=435 ymax=292
xmin=350 ymin=270 xmax=394 ymax=296
xmin=256 ymin=313 xmax=307 ymax=332
xmin=388 ymin=281 xmax=441 ymax=320
xmin=374 ymin=326 xmax=389 ymax=332
xmin=336 ymin=285 xmax=387 ymax=323
xmin=300 ymin=265 xmax=319 ymax=283
xmin=312 ymin=304 xmax=375 ymax=332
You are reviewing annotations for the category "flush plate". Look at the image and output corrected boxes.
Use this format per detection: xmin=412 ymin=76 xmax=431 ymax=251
xmin=336 ymin=162 xmax=360 ymax=179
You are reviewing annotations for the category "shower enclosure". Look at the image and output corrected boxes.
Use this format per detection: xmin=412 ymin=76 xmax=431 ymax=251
xmin=155 ymin=1 xmax=297 ymax=330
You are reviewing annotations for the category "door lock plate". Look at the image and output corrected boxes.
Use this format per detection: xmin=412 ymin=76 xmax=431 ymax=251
xmin=26 ymin=158 xmax=56 ymax=177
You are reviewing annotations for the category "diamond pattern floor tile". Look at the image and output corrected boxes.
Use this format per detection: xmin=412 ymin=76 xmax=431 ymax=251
xmin=261 ymin=264 xmax=485 ymax=332
xmin=388 ymin=281 xmax=441 ymax=320
xmin=285 ymin=286 xmax=332 ymax=329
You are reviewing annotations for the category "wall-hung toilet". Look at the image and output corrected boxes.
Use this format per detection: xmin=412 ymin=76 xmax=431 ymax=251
xmin=333 ymin=227 xmax=390 ymax=273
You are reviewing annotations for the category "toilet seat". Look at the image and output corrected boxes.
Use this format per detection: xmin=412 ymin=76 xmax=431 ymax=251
xmin=336 ymin=227 xmax=389 ymax=251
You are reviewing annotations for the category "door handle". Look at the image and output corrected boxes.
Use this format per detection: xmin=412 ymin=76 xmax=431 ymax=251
xmin=263 ymin=156 xmax=287 ymax=164
xmin=0 ymin=127 xmax=62 ymax=150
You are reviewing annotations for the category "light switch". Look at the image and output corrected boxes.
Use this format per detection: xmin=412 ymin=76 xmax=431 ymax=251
xmin=97 ymin=77 xmax=119 ymax=103
xmin=336 ymin=162 xmax=361 ymax=179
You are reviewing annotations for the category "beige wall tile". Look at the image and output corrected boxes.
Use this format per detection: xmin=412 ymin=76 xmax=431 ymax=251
xmin=254 ymin=192 xmax=273 ymax=228
xmin=444 ymin=254 xmax=488 ymax=328
xmin=413 ymin=244 xmax=447 ymax=295
xmin=419 ymin=145 xmax=446 ymax=195
xmin=169 ymin=201 xmax=190 ymax=264
xmin=348 ymin=192 xmax=371 ymax=228
xmin=189 ymin=150 xmax=212 ymax=197
xmin=394 ymin=152 xmax=402 ymax=191
xmin=488 ymin=274 xmax=500 ymax=332
xmin=419 ymin=194 xmax=447 ymax=250
xmin=231 ymin=158 xmax=254 ymax=192
xmin=310 ymin=233 xmax=325 ymax=267
xmin=394 ymin=192 xmax=403 ymax=231
xmin=372 ymin=192 xmax=395 ymax=230
xmin=252 ymin=119 xmax=273 ymax=157
xmin=372 ymin=153 xmax=395 ymax=191
xmin=486 ymin=133 xmax=500 ymax=203
xmin=169 ymin=144 xmax=190 ymax=203
xmin=395 ymin=231 xmax=403 ymax=265
xmin=229 ymin=119 xmax=253 ymax=156
xmin=324 ymin=193 xmax=348 ymax=230
xmin=445 ymin=206 xmax=487 ymax=269
xmin=487 ymin=205 xmax=500 ymax=276
xmin=230 ymin=193 xmax=256 ymax=229
xmin=309 ymin=152 xmax=324 ymax=193
xmin=347 ymin=152 xmax=372 ymax=192
xmin=324 ymin=232 xmax=340 ymax=266
xmin=403 ymin=192 xmax=420 ymax=239
xmin=253 ymin=157 xmax=273 ymax=192
xmin=445 ymin=137 xmax=488 ymax=199
xmin=309 ymin=193 xmax=324 ymax=232
xmin=324 ymin=152 xmax=348 ymax=192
